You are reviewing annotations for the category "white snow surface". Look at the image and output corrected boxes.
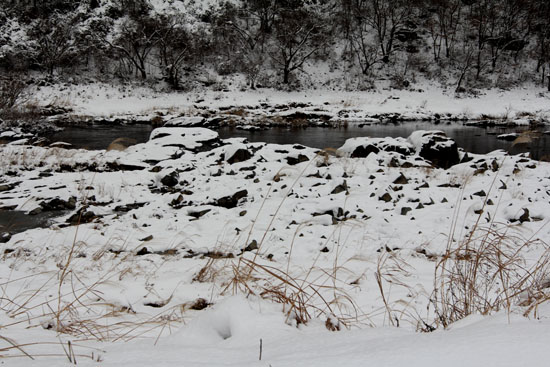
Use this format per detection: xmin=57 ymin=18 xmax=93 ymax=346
xmin=1 ymin=125 xmax=550 ymax=366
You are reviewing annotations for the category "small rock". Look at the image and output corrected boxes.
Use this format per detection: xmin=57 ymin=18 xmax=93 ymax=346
xmin=216 ymin=190 xmax=248 ymax=209
xmin=244 ymin=240 xmax=258 ymax=252
xmin=140 ymin=235 xmax=153 ymax=242
xmin=189 ymin=298 xmax=209 ymax=310
xmin=519 ymin=208 xmax=530 ymax=223
xmin=350 ymin=145 xmax=380 ymax=158
xmin=286 ymin=154 xmax=309 ymax=165
xmin=393 ymin=173 xmax=409 ymax=185
xmin=379 ymin=193 xmax=392 ymax=202
xmin=136 ymin=247 xmax=151 ymax=256
xmin=161 ymin=171 xmax=179 ymax=187
xmin=0 ymin=232 xmax=11 ymax=243
xmin=66 ymin=209 xmax=97 ymax=225
xmin=115 ymin=202 xmax=147 ymax=212
xmin=473 ymin=190 xmax=486 ymax=197
xmin=331 ymin=181 xmax=348 ymax=195
xmin=227 ymin=149 xmax=253 ymax=164
xmin=401 ymin=207 xmax=412 ymax=215
xmin=188 ymin=209 xmax=211 ymax=219
xmin=40 ymin=197 xmax=77 ymax=211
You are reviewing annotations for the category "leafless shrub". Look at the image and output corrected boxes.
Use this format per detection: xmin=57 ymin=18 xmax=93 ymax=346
xmin=0 ymin=77 xmax=27 ymax=112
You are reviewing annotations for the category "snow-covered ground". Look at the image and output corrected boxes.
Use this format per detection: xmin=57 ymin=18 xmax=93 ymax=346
xmin=1 ymin=122 xmax=549 ymax=365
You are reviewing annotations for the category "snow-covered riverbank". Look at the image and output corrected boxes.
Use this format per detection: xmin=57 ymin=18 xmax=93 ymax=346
xmin=24 ymin=82 xmax=550 ymax=126
xmin=1 ymin=124 xmax=549 ymax=365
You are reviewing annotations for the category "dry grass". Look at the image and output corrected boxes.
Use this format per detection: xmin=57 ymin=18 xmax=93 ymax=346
xmin=431 ymin=222 xmax=550 ymax=328
xmin=430 ymin=167 xmax=550 ymax=328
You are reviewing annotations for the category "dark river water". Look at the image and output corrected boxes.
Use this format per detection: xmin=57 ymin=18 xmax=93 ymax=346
xmin=46 ymin=124 xmax=156 ymax=150
xmin=0 ymin=210 xmax=67 ymax=235
xmin=217 ymin=123 xmax=550 ymax=159
xmin=44 ymin=121 xmax=550 ymax=158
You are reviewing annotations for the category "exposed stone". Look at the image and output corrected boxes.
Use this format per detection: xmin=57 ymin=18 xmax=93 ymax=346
xmin=107 ymin=137 xmax=137 ymax=151
xmin=351 ymin=145 xmax=380 ymax=158
xmin=519 ymin=208 xmax=530 ymax=223
xmin=114 ymin=202 xmax=147 ymax=212
xmin=393 ymin=173 xmax=409 ymax=185
xmin=401 ymin=207 xmax=412 ymax=215
xmin=379 ymin=193 xmax=393 ymax=202
xmin=136 ymin=247 xmax=151 ymax=256
xmin=227 ymin=149 xmax=252 ymax=164
xmin=243 ymin=240 xmax=259 ymax=252
xmin=331 ymin=181 xmax=348 ymax=195
xmin=66 ymin=209 xmax=97 ymax=225
xmin=105 ymin=162 xmax=146 ymax=171
xmin=161 ymin=171 xmax=179 ymax=187
xmin=216 ymin=190 xmax=248 ymax=208
xmin=0 ymin=232 xmax=11 ymax=243
xmin=39 ymin=196 xmax=77 ymax=211
xmin=286 ymin=154 xmax=309 ymax=165
xmin=188 ymin=209 xmax=211 ymax=219
xmin=409 ymin=131 xmax=459 ymax=169
xmin=189 ymin=298 xmax=209 ymax=310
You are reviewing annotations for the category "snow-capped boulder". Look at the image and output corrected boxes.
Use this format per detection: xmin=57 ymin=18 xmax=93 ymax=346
xmin=338 ymin=137 xmax=414 ymax=158
xmin=408 ymin=130 xmax=459 ymax=169
xmin=149 ymin=127 xmax=221 ymax=152
xmin=164 ymin=116 xmax=206 ymax=127
xmin=224 ymin=144 xmax=253 ymax=164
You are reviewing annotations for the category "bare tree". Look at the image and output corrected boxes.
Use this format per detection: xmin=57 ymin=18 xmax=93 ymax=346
xmin=30 ymin=15 xmax=77 ymax=75
xmin=104 ymin=15 xmax=159 ymax=79
xmin=348 ymin=0 xmax=381 ymax=74
xmin=155 ymin=14 xmax=192 ymax=89
xmin=425 ymin=0 xmax=462 ymax=61
xmin=364 ymin=0 xmax=414 ymax=63
xmin=269 ymin=6 xmax=327 ymax=84
xmin=213 ymin=1 xmax=266 ymax=88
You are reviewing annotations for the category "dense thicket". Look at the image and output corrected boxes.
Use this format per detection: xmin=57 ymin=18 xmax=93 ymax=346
xmin=1 ymin=0 xmax=549 ymax=91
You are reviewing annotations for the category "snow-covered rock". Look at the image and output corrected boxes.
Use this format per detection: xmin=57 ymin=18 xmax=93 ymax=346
xmin=408 ymin=130 xmax=459 ymax=168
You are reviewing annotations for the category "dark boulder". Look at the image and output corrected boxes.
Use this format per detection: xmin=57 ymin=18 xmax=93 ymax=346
xmin=409 ymin=131 xmax=459 ymax=169
xmin=227 ymin=149 xmax=253 ymax=164
xmin=216 ymin=190 xmax=248 ymax=208
xmin=286 ymin=154 xmax=309 ymax=165
xmin=161 ymin=171 xmax=179 ymax=187
xmin=351 ymin=145 xmax=380 ymax=158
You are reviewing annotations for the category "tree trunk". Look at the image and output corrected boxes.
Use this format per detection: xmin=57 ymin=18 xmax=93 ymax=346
xmin=283 ymin=68 xmax=290 ymax=84
xmin=138 ymin=57 xmax=147 ymax=79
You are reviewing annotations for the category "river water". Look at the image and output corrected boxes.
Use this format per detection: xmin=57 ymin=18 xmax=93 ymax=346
xmin=218 ymin=122 xmax=550 ymax=159
xmin=45 ymin=121 xmax=550 ymax=158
